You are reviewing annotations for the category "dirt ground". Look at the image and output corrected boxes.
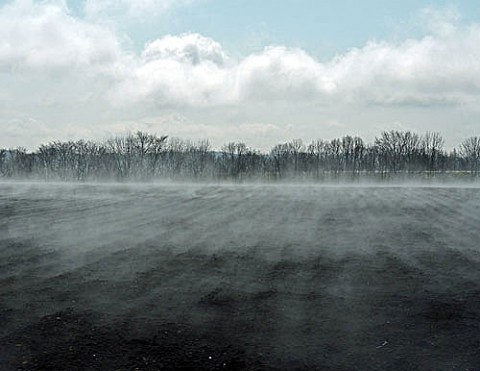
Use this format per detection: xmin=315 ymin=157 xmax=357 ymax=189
xmin=1 ymin=183 xmax=480 ymax=370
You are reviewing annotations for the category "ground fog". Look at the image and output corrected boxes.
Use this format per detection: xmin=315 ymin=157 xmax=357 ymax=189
xmin=1 ymin=183 xmax=480 ymax=370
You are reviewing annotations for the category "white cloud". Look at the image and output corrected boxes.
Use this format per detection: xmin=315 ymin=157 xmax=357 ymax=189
xmin=326 ymin=29 xmax=480 ymax=105
xmin=112 ymin=24 xmax=480 ymax=108
xmin=235 ymin=46 xmax=333 ymax=101
xmin=0 ymin=0 xmax=122 ymax=73
xmin=111 ymin=33 xmax=233 ymax=107
xmin=3 ymin=1 xmax=480 ymax=107
xmin=142 ymin=33 xmax=227 ymax=66
xmin=84 ymin=0 xmax=194 ymax=19
xmin=419 ymin=6 xmax=461 ymax=37
xmin=1 ymin=1 xmax=480 ymax=149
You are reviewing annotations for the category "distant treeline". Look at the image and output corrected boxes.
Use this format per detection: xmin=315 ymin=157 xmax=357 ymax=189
xmin=1 ymin=131 xmax=479 ymax=181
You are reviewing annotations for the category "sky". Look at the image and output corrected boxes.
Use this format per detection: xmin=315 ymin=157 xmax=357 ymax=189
xmin=1 ymin=0 xmax=480 ymax=151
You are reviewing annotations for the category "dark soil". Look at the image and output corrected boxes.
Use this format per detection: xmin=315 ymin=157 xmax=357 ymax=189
xmin=1 ymin=183 xmax=480 ymax=370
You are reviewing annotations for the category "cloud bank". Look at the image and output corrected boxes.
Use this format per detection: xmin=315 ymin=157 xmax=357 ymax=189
xmin=1 ymin=1 xmax=479 ymax=149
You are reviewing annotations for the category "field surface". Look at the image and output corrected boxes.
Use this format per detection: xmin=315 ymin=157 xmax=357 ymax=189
xmin=1 ymin=182 xmax=480 ymax=370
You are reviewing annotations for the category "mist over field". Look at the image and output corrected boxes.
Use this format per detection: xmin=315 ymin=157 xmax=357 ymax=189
xmin=2 ymin=0 xmax=480 ymax=369
xmin=1 ymin=182 xmax=480 ymax=370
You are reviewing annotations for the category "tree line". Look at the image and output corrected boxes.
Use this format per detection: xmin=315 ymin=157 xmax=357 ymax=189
xmin=0 ymin=130 xmax=479 ymax=181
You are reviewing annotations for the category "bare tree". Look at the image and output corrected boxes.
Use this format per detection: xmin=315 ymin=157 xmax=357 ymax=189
xmin=221 ymin=142 xmax=251 ymax=178
xmin=1 ymin=130 xmax=479 ymax=181
xmin=460 ymin=136 xmax=480 ymax=175
xmin=422 ymin=132 xmax=444 ymax=173
xmin=308 ymin=139 xmax=328 ymax=178
xmin=352 ymin=136 xmax=365 ymax=174
xmin=10 ymin=147 xmax=33 ymax=178
xmin=329 ymin=138 xmax=342 ymax=175
xmin=375 ymin=131 xmax=422 ymax=174
xmin=0 ymin=149 xmax=7 ymax=177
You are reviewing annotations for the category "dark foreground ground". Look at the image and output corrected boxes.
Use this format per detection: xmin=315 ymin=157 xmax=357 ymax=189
xmin=1 ymin=182 xmax=480 ymax=370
